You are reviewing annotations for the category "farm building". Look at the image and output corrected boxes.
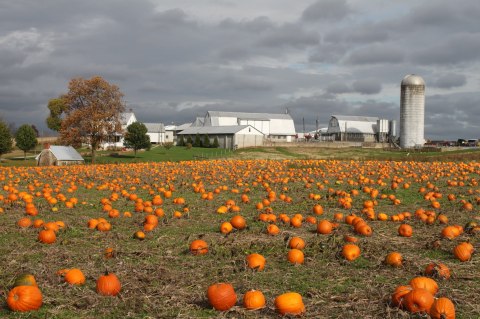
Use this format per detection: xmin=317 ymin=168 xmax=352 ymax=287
xmin=165 ymin=123 xmax=194 ymax=143
xmin=36 ymin=146 xmax=84 ymax=166
xmin=101 ymin=112 xmax=137 ymax=149
xmin=144 ymin=123 xmax=165 ymax=144
xmin=202 ymin=111 xmax=296 ymax=142
xmin=177 ymin=125 xmax=264 ymax=149
xmin=327 ymin=115 xmax=381 ymax=142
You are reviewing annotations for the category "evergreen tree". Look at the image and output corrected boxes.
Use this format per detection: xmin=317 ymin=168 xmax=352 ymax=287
xmin=0 ymin=120 xmax=13 ymax=159
xmin=123 ymin=122 xmax=151 ymax=157
xmin=203 ymin=134 xmax=211 ymax=148
xmin=15 ymin=124 xmax=38 ymax=160
xmin=194 ymin=134 xmax=201 ymax=147
xmin=177 ymin=135 xmax=185 ymax=146
xmin=212 ymin=136 xmax=219 ymax=148
xmin=186 ymin=136 xmax=193 ymax=145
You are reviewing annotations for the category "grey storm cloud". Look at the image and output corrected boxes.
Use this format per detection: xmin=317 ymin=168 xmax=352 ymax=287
xmin=302 ymin=0 xmax=351 ymax=22
xmin=432 ymin=73 xmax=467 ymax=89
xmin=0 ymin=0 xmax=479 ymax=140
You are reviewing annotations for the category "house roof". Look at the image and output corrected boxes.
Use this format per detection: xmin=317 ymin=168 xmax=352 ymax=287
xmin=192 ymin=117 xmax=204 ymax=127
xmin=178 ymin=125 xmax=263 ymax=135
xmin=36 ymin=146 xmax=84 ymax=161
xmin=207 ymin=111 xmax=293 ymax=120
xmin=120 ymin=112 xmax=135 ymax=125
xmin=144 ymin=123 xmax=165 ymax=133
xmin=332 ymin=115 xmax=379 ymax=122
xmin=175 ymin=123 xmax=193 ymax=131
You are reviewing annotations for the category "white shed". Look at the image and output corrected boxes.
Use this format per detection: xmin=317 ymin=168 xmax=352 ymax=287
xmin=144 ymin=123 xmax=165 ymax=144
xmin=36 ymin=146 xmax=84 ymax=166
xmin=203 ymin=111 xmax=296 ymax=142
xmin=177 ymin=125 xmax=264 ymax=149
xmin=327 ymin=115 xmax=378 ymax=142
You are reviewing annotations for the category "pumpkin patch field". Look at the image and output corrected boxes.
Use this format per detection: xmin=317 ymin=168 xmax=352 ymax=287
xmin=0 ymin=159 xmax=478 ymax=318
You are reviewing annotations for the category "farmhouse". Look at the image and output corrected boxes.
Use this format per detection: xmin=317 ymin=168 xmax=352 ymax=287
xmin=177 ymin=125 xmax=264 ymax=149
xmin=101 ymin=112 xmax=137 ymax=149
xmin=327 ymin=115 xmax=380 ymax=142
xmin=36 ymin=145 xmax=84 ymax=166
xmin=202 ymin=111 xmax=296 ymax=142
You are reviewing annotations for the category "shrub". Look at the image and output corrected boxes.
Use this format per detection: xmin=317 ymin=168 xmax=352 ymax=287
xmin=163 ymin=142 xmax=174 ymax=150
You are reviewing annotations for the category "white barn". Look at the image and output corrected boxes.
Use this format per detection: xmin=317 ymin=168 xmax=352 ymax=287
xmin=144 ymin=123 xmax=165 ymax=144
xmin=177 ymin=125 xmax=264 ymax=149
xmin=203 ymin=111 xmax=296 ymax=142
xmin=327 ymin=115 xmax=378 ymax=142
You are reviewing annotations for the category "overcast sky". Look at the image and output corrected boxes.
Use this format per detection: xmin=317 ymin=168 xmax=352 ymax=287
xmin=1 ymin=0 xmax=479 ymax=140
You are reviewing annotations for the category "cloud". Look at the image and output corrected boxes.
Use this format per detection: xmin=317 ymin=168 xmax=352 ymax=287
xmin=345 ymin=44 xmax=404 ymax=65
xmin=302 ymin=0 xmax=351 ymax=22
xmin=352 ymin=79 xmax=382 ymax=95
xmin=432 ymin=73 xmax=466 ymax=89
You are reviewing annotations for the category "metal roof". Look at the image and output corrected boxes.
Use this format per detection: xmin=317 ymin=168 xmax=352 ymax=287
xmin=401 ymin=74 xmax=425 ymax=86
xmin=332 ymin=115 xmax=379 ymax=122
xmin=207 ymin=111 xmax=293 ymax=120
xmin=36 ymin=146 xmax=84 ymax=161
xmin=143 ymin=123 xmax=165 ymax=133
xmin=178 ymin=125 xmax=263 ymax=135
xmin=120 ymin=112 xmax=135 ymax=125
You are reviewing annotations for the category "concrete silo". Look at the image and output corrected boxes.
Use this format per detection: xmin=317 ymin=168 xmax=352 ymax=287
xmin=400 ymin=74 xmax=425 ymax=148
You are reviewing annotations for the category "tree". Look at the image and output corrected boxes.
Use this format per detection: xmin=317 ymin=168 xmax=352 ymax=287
xmin=15 ymin=124 xmax=38 ymax=160
xmin=123 ymin=122 xmax=151 ymax=157
xmin=31 ymin=125 xmax=39 ymax=137
xmin=203 ymin=134 xmax=211 ymax=148
xmin=186 ymin=136 xmax=193 ymax=145
xmin=177 ymin=135 xmax=185 ymax=147
xmin=194 ymin=134 xmax=201 ymax=147
xmin=212 ymin=136 xmax=219 ymax=148
xmin=0 ymin=120 xmax=13 ymax=159
xmin=46 ymin=98 xmax=67 ymax=131
xmin=59 ymin=76 xmax=125 ymax=163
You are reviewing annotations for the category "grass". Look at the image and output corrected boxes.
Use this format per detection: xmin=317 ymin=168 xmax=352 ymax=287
xmin=0 ymin=155 xmax=479 ymax=318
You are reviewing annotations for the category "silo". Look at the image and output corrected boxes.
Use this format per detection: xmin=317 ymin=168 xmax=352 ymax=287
xmin=400 ymin=74 xmax=425 ymax=148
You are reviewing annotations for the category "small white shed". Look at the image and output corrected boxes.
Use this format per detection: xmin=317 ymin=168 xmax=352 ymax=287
xmin=36 ymin=146 xmax=84 ymax=166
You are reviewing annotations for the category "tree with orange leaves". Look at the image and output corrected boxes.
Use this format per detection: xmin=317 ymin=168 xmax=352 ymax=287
xmin=59 ymin=76 xmax=125 ymax=163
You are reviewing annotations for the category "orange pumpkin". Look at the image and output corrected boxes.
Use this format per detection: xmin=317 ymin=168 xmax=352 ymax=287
xmin=246 ymin=253 xmax=266 ymax=271
xmin=274 ymin=292 xmax=305 ymax=315
xmin=385 ymin=252 xmax=403 ymax=267
xmin=207 ymin=283 xmax=237 ymax=311
xmin=96 ymin=272 xmax=121 ymax=296
xmin=430 ymin=297 xmax=455 ymax=319
xmin=398 ymin=224 xmax=413 ymax=237
xmin=64 ymin=269 xmax=86 ymax=285
xmin=316 ymin=220 xmax=333 ymax=235
xmin=7 ymin=285 xmax=43 ymax=312
xmin=342 ymin=244 xmax=360 ymax=261
xmin=243 ymin=290 xmax=266 ymax=310
xmin=189 ymin=239 xmax=208 ymax=255
xmin=38 ymin=229 xmax=56 ymax=244
xmin=409 ymin=277 xmax=439 ymax=295
xmin=288 ymin=237 xmax=305 ymax=250
xmin=230 ymin=215 xmax=246 ymax=230
xmin=403 ymin=288 xmax=434 ymax=313
xmin=425 ymin=262 xmax=451 ymax=280
xmin=287 ymin=249 xmax=304 ymax=265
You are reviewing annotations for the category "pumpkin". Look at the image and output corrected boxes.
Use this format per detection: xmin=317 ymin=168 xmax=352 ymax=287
xmin=430 ymin=297 xmax=455 ymax=319
xmin=453 ymin=242 xmax=472 ymax=262
xmin=13 ymin=274 xmax=37 ymax=287
xmin=266 ymin=224 xmax=280 ymax=235
xmin=425 ymin=262 xmax=451 ymax=280
xmin=398 ymin=224 xmax=413 ymax=237
xmin=246 ymin=253 xmax=266 ymax=271
xmin=409 ymin=277 xmax=438 ymax=295
xmin=403 ymin=288 xmax=434 ymax=313
xmin=189 ymin=239 xmax=208 ymax=255
xmin=287 ymin=249 xmax=304 ymax=265
xmin=274 ymin=292 xmax=305 ymax=315
xmin=316 ymin=220 xmax=333 ymax=234
xmin=64 ymin=269 xmax=85 ymax=285
xmin=230 ymin=215 xmax=246 ymax=230
xmin=134 ymin=231 xmax=146 ymax=240
xmin=104 ymin=247 xmax=115 ymax=259
xmin=441 ymin=226 xmax=461 ymax=239
xmin=17 ymin=217 xmax=32 ymax=228
xmin=343 ymin=235 xmax=358 ymax=243
xmin=391 ymin=285 xmax=412 ymax=307
xmin=96 ymin=272 xmax=121 ymax=296
xmin=207 ymin=282 xmax=237 ymax=311
xmin=288 ymin=237 xmax=305 ymax=250
xmin=243 ymin=290 xmax=266 ymax=310
xmin=7 ymin=285 xmax=42 ymax=312
xmin=342 ymin=244 xmax=360 ymax=261
xmin=38 ymin=229 xmax=56 ymax=244
xmin=385 ymin=252 xmax=403 ymax=267
xmin=220 ymin=222 xmax=233 ymax=234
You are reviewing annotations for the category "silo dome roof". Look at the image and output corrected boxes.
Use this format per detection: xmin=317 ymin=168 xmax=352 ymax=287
xmin=402 ymin=74 xmax=425 ymax=86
